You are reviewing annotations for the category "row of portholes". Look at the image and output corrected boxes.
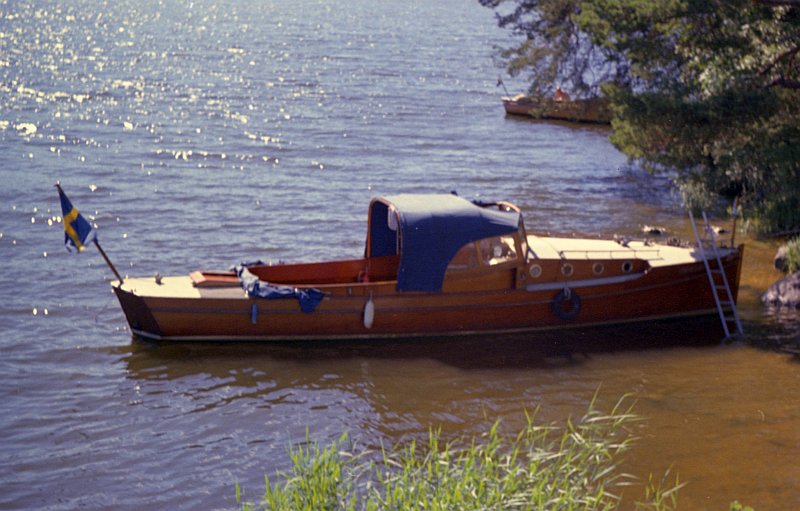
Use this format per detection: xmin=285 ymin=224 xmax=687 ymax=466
xmin=528 ymin=261 xmax=634 ymax=279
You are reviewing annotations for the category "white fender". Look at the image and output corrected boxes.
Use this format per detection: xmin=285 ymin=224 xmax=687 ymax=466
xmin=363 ymin=293 xmax=375 ymax=329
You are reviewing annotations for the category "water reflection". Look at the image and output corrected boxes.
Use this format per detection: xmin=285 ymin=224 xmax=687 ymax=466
xmin=121 ymin=316 xmax=725 ymax=383
xmin=755 ymin=307 xmax=800 ymax=352
xmin=118 ymin=317 xmax=728 ymax=444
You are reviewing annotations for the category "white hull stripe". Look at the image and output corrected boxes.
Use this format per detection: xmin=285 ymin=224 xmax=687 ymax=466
xmin=525 ymin=272 xmax=643 ymax=292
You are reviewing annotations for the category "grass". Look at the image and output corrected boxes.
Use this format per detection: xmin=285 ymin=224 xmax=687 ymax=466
xmin=785 ymin=236 xmax=800 ymax=274
xmin=236 ymin=394 xmax=692 ymax=511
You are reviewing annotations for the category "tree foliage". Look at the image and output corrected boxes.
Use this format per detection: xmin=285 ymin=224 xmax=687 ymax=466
xmin=482 ymin=0 xmax=800 ymax=234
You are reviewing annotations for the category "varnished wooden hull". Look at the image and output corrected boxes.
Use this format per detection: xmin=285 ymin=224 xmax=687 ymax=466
xmin=113 ymin=245 xmax=743 ymax=342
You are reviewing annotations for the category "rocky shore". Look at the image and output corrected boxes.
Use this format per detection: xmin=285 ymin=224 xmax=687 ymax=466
xmin=762 ymin=243 xmax=800 ymax=308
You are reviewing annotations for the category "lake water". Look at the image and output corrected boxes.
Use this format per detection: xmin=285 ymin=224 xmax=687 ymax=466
xmin=1 ymin=0 xmax=798 ymax=509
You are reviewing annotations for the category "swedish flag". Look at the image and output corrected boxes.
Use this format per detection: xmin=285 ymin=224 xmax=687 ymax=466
xmin=57 ymin=184 xmax=97 ymax=252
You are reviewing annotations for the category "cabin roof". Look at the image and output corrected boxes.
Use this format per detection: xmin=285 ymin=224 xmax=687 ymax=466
xmin=367 ymin=193 xmax=521 ymax=292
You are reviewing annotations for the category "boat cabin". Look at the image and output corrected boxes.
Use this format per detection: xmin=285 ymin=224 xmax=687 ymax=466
xmin=365 ymin=194 xmax=525 ymax=292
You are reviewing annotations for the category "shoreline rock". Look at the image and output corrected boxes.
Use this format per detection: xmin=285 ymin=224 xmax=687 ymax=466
xmin=774 ymin=245 xmax=789 ymax=272
xmin=761 ymin=272 xmax=800 ymax=308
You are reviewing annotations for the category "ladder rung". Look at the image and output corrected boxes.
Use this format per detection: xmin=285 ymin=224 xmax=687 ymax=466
xmin=690 ymin=209 xmax=743 ymax=339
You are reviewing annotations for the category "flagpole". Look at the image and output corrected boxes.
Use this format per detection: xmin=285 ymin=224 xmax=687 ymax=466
xmin=497 ymin=76 xmax=509 ymax=96
xmin=94 ymin=239 xmax=124 ymax=285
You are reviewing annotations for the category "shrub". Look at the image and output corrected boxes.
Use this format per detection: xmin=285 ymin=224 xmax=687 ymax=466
xmin=786 ymin=236 xmax=800 ymax=274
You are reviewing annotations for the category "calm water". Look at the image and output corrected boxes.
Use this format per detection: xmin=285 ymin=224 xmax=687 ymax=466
xmin=1 ymin=0 xmax=798 ymax=509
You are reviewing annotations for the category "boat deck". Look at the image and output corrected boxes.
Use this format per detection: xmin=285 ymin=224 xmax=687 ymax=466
xmin=527 ymin=235 xmax=716 ymax=267
xmin=116 ymin=237 xmax=733 ymax=300
xmin=116 ymin=276 xmax=243 ymax=299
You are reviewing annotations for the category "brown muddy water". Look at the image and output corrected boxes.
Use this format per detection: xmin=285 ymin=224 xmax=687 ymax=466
xmin=1 ymin=0 xmax=798 ymax=509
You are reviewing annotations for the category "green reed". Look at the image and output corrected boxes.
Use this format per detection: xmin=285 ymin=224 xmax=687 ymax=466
xmin=237 ymin=395 xmax=684 ymax=511
xmin=785 ymin=236 xmax=800 ymax=274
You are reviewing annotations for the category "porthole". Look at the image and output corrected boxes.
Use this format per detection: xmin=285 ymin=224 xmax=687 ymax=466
xmin=561 ymin=263 xmax=574 ymax=277
xmin=621 ymin=261 xmax=633 ymax=273
xmin=529 ymin=264 xmax=542 ymax=278
xmin=593 ymin=262 xmax=604 ymax=275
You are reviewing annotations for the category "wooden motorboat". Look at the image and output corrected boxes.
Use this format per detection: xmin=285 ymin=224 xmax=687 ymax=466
xmin=112 ymin=193 xmax=743 ymax=341
xmin=502 ymin=94 xmax=612 ymax=124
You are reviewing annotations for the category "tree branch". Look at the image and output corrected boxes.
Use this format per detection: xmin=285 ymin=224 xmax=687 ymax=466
xmin=768 ymin=77 xmax=800 ymax=90
xmin=753 ymin=0 xmax=800 ymax=6
xmin=758 ymin=46 xmax=799 ymax=76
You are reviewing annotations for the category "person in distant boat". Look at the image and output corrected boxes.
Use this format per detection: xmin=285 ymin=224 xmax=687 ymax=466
xmin=554 ymin=87 xmax=570 ymax=102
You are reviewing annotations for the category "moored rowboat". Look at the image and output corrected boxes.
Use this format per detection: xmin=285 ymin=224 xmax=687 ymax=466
xmin=502 ymin=94 xmax=612 ymax=124
xmin=112 ymin=193 xmax=743 ymax=341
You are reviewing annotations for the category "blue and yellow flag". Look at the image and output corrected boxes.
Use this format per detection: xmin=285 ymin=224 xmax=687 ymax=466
xmin=57 ymin=185 xmax=97 ymax=252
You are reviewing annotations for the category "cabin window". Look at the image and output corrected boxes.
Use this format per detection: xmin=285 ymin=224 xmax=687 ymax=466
xmin=387 ymin=205 xmax=399 ymax=231
xmin=447 ymin=235 xmax=519 ymax=272
xmin=478 ymin=235 xmax=518 ymax=266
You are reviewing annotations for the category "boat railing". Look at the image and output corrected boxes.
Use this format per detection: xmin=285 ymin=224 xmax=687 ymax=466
xmin=556 ymin=247 xmax=663 ymax=260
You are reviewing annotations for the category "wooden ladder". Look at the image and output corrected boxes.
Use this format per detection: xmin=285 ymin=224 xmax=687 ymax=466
xmin=688 ymin=210 xmax=744 ymax=339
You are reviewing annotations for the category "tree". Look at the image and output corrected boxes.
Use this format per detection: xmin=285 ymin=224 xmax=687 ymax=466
xmin=480 ymin=0 xmax=622 ymax=98
xmin=482 ymin=0 xmax=800 ymax=234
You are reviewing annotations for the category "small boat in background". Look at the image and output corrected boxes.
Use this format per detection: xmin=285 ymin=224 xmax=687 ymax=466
xmin=502 ymin=92 xmax=612 ymax=124
xmin=112 ymin=193 xmax=743 ymax=342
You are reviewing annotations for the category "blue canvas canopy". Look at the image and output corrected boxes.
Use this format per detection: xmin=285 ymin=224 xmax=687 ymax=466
xmin=367 ymin=194 xmax=522 ymax=292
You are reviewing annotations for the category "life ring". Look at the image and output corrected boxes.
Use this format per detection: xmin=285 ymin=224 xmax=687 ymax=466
xmin=552 ymin=288 xmax=581 ymax=320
